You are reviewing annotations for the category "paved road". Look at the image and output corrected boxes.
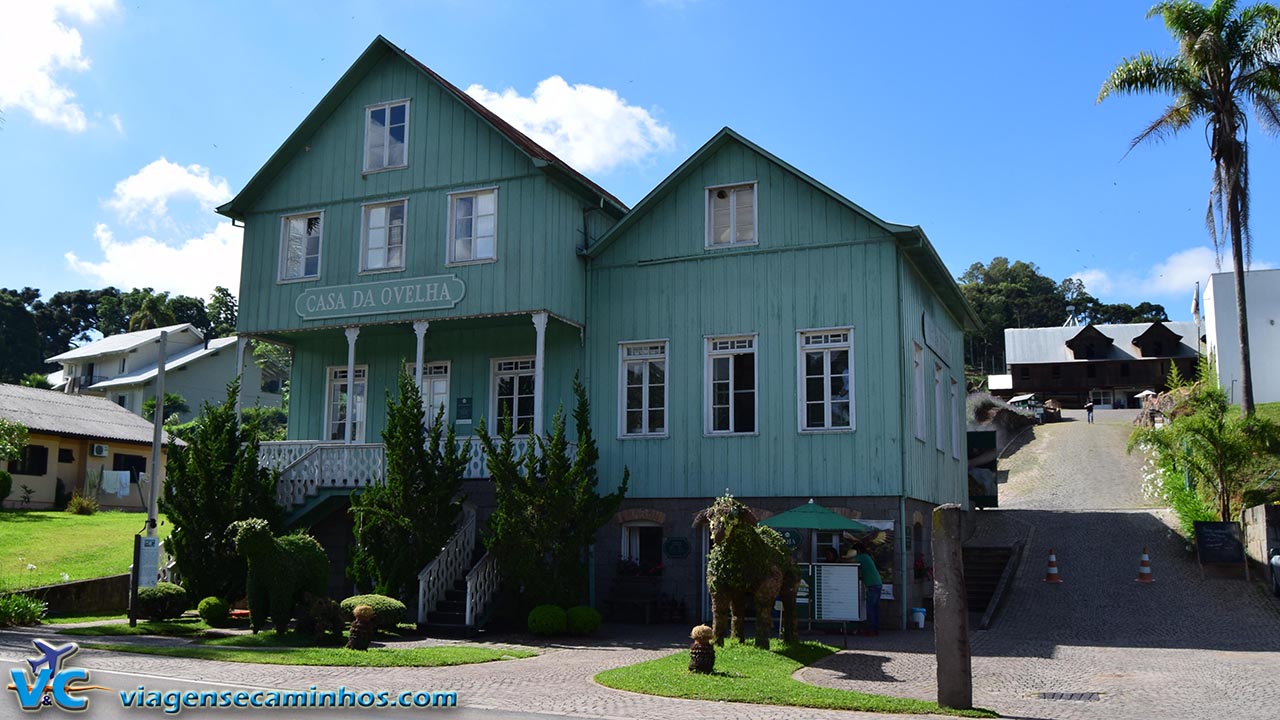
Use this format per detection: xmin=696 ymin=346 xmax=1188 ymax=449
xmin=799 ymin=409 xmax=1280 ymax=720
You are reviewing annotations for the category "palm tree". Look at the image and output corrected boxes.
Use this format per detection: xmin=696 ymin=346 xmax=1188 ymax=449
xmin=1098 ymin=0 xmax=1280 ymax=417
xmin=128 ymin=295 xmax=176 ymax=332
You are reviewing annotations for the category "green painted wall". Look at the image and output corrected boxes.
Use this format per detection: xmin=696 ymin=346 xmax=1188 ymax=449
xmin=235 ymin=51 xmax=601 ymax=335
xmin=586 ymin=139 xmax=932 ymax=500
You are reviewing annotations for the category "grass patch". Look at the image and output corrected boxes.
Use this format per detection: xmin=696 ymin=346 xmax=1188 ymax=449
xmin=1252 ymin=402 xmax=1280 ymax=425
xmin=45 ymin=612 xmax=128 ymax=624
xmin=595 ymin=641 xmax=996 ymax=717
xmin=80 ymin=642 xmax=535 ymax=667
xmin=0 ymin=510 xmax=172 ymax=591
xmin=60 ymin=618 xmax=215 ymax=637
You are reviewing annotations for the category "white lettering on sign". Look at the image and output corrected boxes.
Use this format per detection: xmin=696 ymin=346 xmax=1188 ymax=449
xmin=295 ymin=276 xmax=466 ymax=320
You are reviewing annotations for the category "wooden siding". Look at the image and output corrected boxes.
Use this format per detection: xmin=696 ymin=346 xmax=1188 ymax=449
xmin=286 ymin=318 xmax=584 ymax=442
xmin=236 ymin=53 xmax=599 ymax=335
xmin=897 ymin=256 xmax=967 ymax=506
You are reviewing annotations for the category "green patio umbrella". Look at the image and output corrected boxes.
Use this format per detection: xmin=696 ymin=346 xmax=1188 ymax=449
xmin=759 ymin=499 xmax=877 ymax=533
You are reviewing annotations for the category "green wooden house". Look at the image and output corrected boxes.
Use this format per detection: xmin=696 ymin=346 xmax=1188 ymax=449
xmin=221 ymin=37 xmax=978 ymax=630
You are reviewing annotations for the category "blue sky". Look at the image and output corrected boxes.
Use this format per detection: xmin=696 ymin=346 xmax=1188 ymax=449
xmin=2 ymin=0 xmax=1276 ymax=321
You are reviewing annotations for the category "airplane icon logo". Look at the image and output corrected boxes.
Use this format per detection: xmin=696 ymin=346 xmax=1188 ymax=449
xmin=7 ymin=639 xmax=109 ymax=712
xmin=27 ymin=640 xmax=79 ymax=676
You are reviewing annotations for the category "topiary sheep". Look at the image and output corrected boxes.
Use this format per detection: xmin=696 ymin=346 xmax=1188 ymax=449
xmin=346 ymin=604 xmax=376 ymax=650
xmin=231 ymin=518 xmax=329 ymax=633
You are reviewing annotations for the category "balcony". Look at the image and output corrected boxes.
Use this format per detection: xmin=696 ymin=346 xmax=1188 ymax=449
xmin=259 ymin=437 xmax=568 ymax=509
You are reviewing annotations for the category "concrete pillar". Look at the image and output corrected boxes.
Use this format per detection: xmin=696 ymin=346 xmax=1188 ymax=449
xmin=412 ymin=321 xmax=429 ymax=390
xmin=343 ymin=327 xmax=360 ymax=444
xmin=932 ymin=503 xmax=972 ymax=709
xmin=234 ymin=336 xmax=247 ymax=420
xmin=532 ymin=312 xmax=548 ymax=436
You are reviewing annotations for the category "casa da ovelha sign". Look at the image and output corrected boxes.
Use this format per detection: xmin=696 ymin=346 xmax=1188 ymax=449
xmin=295 ymin=275 xmax=466 ymax=320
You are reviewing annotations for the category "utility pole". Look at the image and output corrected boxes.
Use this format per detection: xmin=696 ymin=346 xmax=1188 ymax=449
xmin=130 ymin=330 xmax=166 ymax=627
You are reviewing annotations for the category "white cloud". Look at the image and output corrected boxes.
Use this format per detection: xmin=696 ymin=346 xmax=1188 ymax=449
xmin=105 ymin=157 xmax=231 ymax=227
xmin=0 ymin=0 xmax=116 ymax=132
xmin=108 ymin=113 xmax=123 ymax=134
xmin=1070 ymin=245 xmax=1276 ymax=312
xmin=466 ymin=76 xmax=675 ymax=174
xmin=1069 ymin=268 xmax=1115 ymax=296
xmin=65 ymin=223 xmax=242 ymax=299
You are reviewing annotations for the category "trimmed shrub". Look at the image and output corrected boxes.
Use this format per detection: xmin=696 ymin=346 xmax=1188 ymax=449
xmin=527 ymin=604 xmax=567 ymax=636
xmin=294 ymin=593 xmax=345 ymax=645
xmin=53 ymin=479 xmax=69 ymax=511
xmin=340 ymin=594 xmax=406 ymax=631
xmin=0 ymin=469 xmax=12 ymax=502
xmin=566 ymin=605 xmax=601 ymax=636
xmin=136 ymin=582 xmax=189 ymax=620
xmin=197 ymin=596 xmax=230 ymax=627
xmin=66 ymin=492 xmax=99 ymax=515
xmin=0 ymin=594 xmax=47 ymax=627
xmin=231 ymin=518 xmax=329 ymax=634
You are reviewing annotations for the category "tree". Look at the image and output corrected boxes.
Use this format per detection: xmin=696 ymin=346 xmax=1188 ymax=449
xmin=129 ymin=294 xmax=178 ymax=332
xmin=97 ymin=288 xmax=152 ymax=336
xmin=0 ymin=290 xmax=44 ymax=382
xmin=348 ymin=370 xmax=467 ymax=601
xmin=159 ymin=381 xmax=283 ymax=601
xmin=476 ymin=375 xmax=628 ymax=610
xmin=207 ymin=286 xmax=238 ymax=339
xmin=1099 ymin=0 xmax=1280 ymax=416
xmin=30 ymin=288 xmax=118 ymax=357
xmin=19 ymin=374 xmax=50 ymax=389
xmin=0 ymin=417 xmax=27 ymax=462
xmin=168 ymin=295 xmax=210 ymax=337
xmin=143 ymin=392 xmax=190 ymax=422
xmin=1130 ymin=377 xmax=1279 ymax=522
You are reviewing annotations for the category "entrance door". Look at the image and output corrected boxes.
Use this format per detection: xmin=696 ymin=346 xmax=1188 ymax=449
xmin=327 ymin=366 xmax=368 ymax=442
xmin=1090 ymin=389 xmax=1114 ymax=409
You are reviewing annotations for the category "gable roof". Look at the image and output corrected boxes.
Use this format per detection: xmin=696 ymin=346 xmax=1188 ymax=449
xmin=1132 ymin=322 xmax=1183 ymax=345
xmin=1064 ymin=324 xmax=1114 ymax=351
xmin=1005 ymin=322 xmax=1199 ymax=364
xmin=90 ymin=336 xmax=237 ymax=390
xmin=216 ymin=36 xmax=626 ymax=221
xmin=585 ymin=127 xmax=980 ymax=331
xmin=0 ymin=384 xmax=177 ymax=446
xmin=46 ymin=324 xmax=201 ymax=363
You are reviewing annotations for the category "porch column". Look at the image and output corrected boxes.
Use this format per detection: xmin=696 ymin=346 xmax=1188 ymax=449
xmin=344 ymin=327 xmax=360 ymax=444
xmin=532 ymin=312 xmax=548 ymax=436
xmin=234 ymin=336 xmax=247 ymax=421
xmin=412 ymin=321 xmax=429 ymax=392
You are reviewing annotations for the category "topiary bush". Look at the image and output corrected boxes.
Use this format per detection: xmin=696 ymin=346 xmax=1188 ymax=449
xmin=527 ymin=604 xmax=567 ymax=636
xmin=66 ymin=492 xmax=99 ymax=515
xmin=197 ymin=596 xmax=230 ymax=627
xmin=0 ymin=469 xmax=12 ymax=503
xmin=0 ymin=593 xmax=47 ymax=627
xmin=565 ymin=605 xmax=601 ymax=636
xmin=136 ymin=582 xmax=189 ymax=620
xmin=340 ymin=594 xmax=406 ymax=631
xmin=231 ymin=518 xmax=329 ymax=634
xmin=294 ymin=593 xmax=345 ymax=645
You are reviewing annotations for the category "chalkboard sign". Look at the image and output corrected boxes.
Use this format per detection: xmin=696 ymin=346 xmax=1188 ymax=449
xmin=1194 ymin=521 xmax=1245 ymax=565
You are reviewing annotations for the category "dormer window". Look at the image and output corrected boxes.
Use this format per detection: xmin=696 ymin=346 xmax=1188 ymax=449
xmin=364 ymin=100 xmax=409 ymax=172
xmin=706 ymin=183 xmax=756 ymax=248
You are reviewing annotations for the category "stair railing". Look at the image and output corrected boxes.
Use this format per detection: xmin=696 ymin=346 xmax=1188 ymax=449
xmin=416 ymin=507 xmax=476 ymax=624
xmin=464 ymin=552 xmax=499 ymax=627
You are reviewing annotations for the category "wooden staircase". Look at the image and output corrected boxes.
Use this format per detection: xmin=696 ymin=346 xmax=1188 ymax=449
xmin=420 ymin=547 xmax=487 ymax=636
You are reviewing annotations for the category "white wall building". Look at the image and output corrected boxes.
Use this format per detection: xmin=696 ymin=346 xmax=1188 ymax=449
xmin=1203 ymin=268 xmax=1280 ymax=405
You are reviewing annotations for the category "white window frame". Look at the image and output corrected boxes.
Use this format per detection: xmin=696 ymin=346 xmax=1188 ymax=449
xmin=620 ymin=520 xmax=663 ymax=562
xmin=446 ymin=187 xmax=499 ymax=266
xmin=934 ymin=362 xmax=945 ymax=452
xmin=359 ymin=199 xmax=408 ymax=274
xmin=363 ymin=99 xmax=410 ymax=173
xmin=705 ymin=334 xmax=759 ymax=436
xmin=951 ymin=377 xmax=961 ymax=459
xmin=326 ymin=365 xmax=368 ymax=443
xmin=913 ymin=342 xmax=926 ymax=442
xmin=618 ymin=340 xmax=669 ymax=439
xmin=406 ymin=361 xmax=451 ymax=426
xmin=278 ymin=210 xmax=324 ymax=282
xmin=797 ymin=328 xmax=855 ymax=433
xmin=704 ymin=182 xmax=758 ymax=249
xmin=490 ymin=356 xmax=536 ymax=436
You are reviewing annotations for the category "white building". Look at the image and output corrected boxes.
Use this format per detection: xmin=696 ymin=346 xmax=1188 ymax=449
xmin=46 ymin=324 xmax=282 ymax=421
xmin=1203 ymin=268 xmax=1280 ymax=405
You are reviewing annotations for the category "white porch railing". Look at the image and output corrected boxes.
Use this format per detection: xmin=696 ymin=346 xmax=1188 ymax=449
xmin=417 ymin=507 xmax=476 ymax=624
xmin=465 ymin=552 xmax=499 ymax=627
xmin=262 ymin=438 xmax=573 ymax=509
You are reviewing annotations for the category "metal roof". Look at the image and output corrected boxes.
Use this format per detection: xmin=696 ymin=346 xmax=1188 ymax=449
xmin=1005 ymin=322 xmax=1198 ymax=365
xmin=46 ymin=324 xmax=200 ymax=363
xmin=0 ymin=383 xmax=177 ymax=446
xmin=89 ymin=337 xmax=237 ymax=390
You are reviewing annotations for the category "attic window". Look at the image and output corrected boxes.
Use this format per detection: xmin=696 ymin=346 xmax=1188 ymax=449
xmin=706 ymin=183 xmax=756 ymax=248
xmin=364 ymin=100 xmax=409 ymax=172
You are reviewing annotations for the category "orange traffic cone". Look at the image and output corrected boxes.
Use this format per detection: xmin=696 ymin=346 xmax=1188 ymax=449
xmin=1135 ymin=547 xmax=1154 ymax=583
xmin=1043 ymin=548 xmax=1062 ymax=583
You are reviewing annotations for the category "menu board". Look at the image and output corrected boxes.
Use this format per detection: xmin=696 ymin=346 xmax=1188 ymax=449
xmin=813 ymin=563 xmax=861 ymax=621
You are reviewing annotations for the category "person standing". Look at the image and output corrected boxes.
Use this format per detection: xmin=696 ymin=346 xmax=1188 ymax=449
xmin=1085 ymin=399 xmax=1095 ymax=424
xmin=850 ymin=542 xmax=883 ymax=636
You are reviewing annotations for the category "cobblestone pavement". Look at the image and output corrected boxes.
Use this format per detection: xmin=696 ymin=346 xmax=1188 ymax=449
xmin=799 ymin=408 xmax=1280 ymax=720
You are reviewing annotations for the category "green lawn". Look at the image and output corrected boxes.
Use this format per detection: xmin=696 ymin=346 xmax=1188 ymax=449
xmin=1253 ymin=402 xmax=1280 ymax=425
xmin=81 ymin=642 xmax=535 ymax=667
xmin=596 ymin=641 xmax=996 ymax=717
xmin=60 ymin=618 xmax=216 ymax=637
xmin=0 ymin=510 xmax=172 ymax=591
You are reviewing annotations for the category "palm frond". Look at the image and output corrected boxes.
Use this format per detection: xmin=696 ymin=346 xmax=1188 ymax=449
xmin=1098 ymin=52 xmax=1199 ymax=102
xmin=1128 ymin=101 xmax=1200 ymax=150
